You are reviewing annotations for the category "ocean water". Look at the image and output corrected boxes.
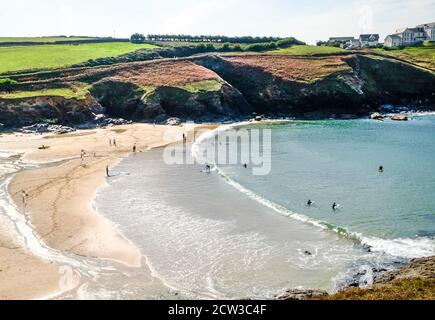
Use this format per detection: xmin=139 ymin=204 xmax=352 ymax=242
xmin=92 ymin=116 xmax=435 ymax=299
xmin=1 ymin=116 xmax=432 ymax=299
xmin=215 ymin=116 xmax=435 ymax=258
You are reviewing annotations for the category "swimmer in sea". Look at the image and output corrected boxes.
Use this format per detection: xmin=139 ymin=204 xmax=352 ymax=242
xmin=307 ymin=200 xmax=313 ymax=206
xmin=379 ymin=165 xmax=384 ymax=173
xmin=332 ymin=202 xmax=338 ymax=211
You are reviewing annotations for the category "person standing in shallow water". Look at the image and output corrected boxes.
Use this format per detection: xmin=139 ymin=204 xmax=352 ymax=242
xmin=133 ymin=144 xmax=137 ymax=153
xmin=106 ymin=165 xmax=110 ymax=177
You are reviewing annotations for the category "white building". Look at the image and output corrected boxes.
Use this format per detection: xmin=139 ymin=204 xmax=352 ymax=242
xmin=384 ymin=22 xmax=435 ymax=47
xmin=359 ymin=34 xmax=380 ymax=47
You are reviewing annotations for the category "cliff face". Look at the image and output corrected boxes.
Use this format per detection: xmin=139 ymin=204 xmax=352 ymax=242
xmin=193 ymin=54 xmax=435 ymax=118
xmin=89 ymin=79 xmax=250 ymax=122
xmin=0 ymin=53 xmax=434 ymax=128
xmin=0 ymin=95 xmax=102 ymax=127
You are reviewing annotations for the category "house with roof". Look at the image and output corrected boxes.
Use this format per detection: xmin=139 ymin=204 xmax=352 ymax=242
xmin=418 ymin=22 xmax=435 ymax=41
xmin=384 ymin=22 xmax=435 ymax=47
xmin=385 ymin=34 xmax=402 ymax=47
xmin=328 ymin=37 xmax=355 ymax=43
xmin=359 ymin=34 xmax=380 ymax=47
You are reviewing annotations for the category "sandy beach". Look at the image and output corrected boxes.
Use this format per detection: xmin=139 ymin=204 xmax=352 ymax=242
xmin=0 ymin=123 xmax=198 ymax=299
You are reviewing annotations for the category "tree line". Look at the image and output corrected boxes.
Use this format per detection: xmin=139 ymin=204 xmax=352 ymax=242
xmin=130 ymin=33 xmax=301 ymax=44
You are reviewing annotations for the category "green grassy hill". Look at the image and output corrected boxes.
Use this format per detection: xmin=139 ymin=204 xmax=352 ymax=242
xmin=267 ymin=45 xmax=346 ymax=55
xmin=0 ymin=42 xmax=159 ymax=74
xmin=0 ymin=36 xmax=98 ymax=43
xmin=374 ymin=43 xmax=435 ymax=70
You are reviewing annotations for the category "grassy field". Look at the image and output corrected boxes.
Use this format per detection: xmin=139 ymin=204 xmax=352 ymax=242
xmin=0 ymin=42 xmax=159 ymax=74
xmin=0 ymin=37 xmax=98 ymax=43
xmin=267 ymin=45 xmax=346 ymax=55
xmin=0 ymin=83 xmax=90 ymax=100
xmin=373 ymin=44 xmax=435 ymax=70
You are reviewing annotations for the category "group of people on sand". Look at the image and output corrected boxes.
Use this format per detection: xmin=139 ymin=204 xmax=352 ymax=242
xmin=109 ymin=138 xmax=117 ymax=147
xmin=306 ymin=165 xmax=385 ymax=212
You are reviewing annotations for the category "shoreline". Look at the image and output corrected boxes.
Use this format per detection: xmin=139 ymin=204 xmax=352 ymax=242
xmin=0 ymin=118 xmax=433 ymax=299
xmin=0 ymin=123 xmax=201 ymax=299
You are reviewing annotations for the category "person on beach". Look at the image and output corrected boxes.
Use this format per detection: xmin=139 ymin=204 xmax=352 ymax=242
xmin=379 ymin=165 xmax=384 ymax=173
xmin=133 ymin=144 xmax=137 ymax=153
xmin=106 ymin=165 xmax=110 ymax=177
xmin=109 ymin=139 xmax=112 ymax=146
xmin=21 ymin=190 xmax=29 ymax=208
xmin=80 ymin=149 xmax=86 ymax=161
xmin=113 ymin=139 xmax=117 ymax=147
xmin=183 ymin=133 xmax=187 ymax=143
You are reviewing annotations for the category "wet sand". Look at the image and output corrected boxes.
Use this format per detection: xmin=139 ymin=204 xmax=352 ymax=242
xmin=0 ymin=123 xmax=200 ymax=299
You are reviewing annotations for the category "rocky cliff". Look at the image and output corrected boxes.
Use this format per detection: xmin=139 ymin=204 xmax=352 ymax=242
xmin=0 ymin=52 xmax=434 ymax=128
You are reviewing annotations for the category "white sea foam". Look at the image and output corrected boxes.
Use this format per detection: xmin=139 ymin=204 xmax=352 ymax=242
xmin=191 ymin=123 xmax=435 ymax=260
xmin=361 ymin=236 xmax=435 ymax=259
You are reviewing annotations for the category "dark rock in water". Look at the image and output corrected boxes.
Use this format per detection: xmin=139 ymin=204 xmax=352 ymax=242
xmin=362 ymin=244 xmax=373 ymax=252
xmin=370 ymin=112 xmax=384 ymax=120
xmin=276 ymin=289 xmax=328 ymax=300
xmin=347 ymin=282 xmax=360 ymax=288
xmin=304 ymin=250 xmax=312 ymax=256
xmin=390 ymin=114 xmax=408 ymax=121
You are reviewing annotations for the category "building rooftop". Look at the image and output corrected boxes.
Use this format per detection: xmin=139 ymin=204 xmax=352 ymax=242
xmin=359 ymin=34 xmax=380 ymax=41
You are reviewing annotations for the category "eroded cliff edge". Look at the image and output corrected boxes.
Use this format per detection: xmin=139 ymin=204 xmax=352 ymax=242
xmin=0 ymin=52 xmax=434 ymax=128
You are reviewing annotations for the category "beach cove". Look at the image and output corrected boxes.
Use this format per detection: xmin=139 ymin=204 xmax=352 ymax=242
xmin=0 ymin=123 xmax=201 ymax=299
xmin=0 ymin=116 xmax=434 ymax=299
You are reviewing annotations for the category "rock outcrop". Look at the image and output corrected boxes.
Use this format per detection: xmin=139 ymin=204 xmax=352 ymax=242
xmin=374 ymin=256 xmax=435 ymax=284
xmin=1 ymin=53 xmax=434 ymax=129
xmin=0 ymin=95 xmax=102 ymax=128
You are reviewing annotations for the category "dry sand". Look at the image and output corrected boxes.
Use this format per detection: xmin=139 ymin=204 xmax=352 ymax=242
xmin=0 ymin=123 xmax=197 ymax=299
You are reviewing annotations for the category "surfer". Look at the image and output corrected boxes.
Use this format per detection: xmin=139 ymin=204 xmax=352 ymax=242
xmin=379 ymin=165 xmax=384 ymax=173
xmin=307 ymin=200 xmax=313 ymax=206
xmin=332 ymin=202 xmax=338 ymax=211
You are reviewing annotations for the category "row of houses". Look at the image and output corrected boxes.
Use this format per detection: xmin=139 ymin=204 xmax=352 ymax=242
xmin=384 ymin=22 xmax=435 ymax=47
xmin=328 ymin=34 xmax=380 ymax=49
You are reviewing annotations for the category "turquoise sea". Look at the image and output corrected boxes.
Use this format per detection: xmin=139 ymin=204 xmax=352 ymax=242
xmin=93 ymin=115 xmax=435 ymax=299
